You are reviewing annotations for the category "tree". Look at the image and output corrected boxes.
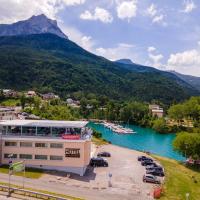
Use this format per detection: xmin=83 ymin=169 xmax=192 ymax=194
xmin=20 ymin=93 xmax=26 ymax=109
xmin=0 ymin=89 xmax=5 ymax=101
xmin=153 ymin=118 xmax=168 ymax=133
xmin=173 ymin=132 xmax=200 ymax=159
xmin=168 ymin=104 xmax=185 ymax=124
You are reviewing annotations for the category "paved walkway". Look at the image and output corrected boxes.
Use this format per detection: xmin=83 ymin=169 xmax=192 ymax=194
xmin=0 ymin=144 xmax=155 ymax=200
xmin=0 ymin=195 xmax=19 ymax=200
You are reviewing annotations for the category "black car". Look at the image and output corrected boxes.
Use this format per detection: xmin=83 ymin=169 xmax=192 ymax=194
xmin=145 ymin=163 xmax=160 ymax=169
xmin=97 ymin=152 xmax=111 ymax=157
xmin=90 ymin=157 xmax=108 ymax=167
xmin=146 ymin=166 xmax=163 ymax=171
xmin=146 ymin=169 xmax=165 ymax=177
xmin=141 ymin=160 xmax=154 ymax=166
xmin=143 ymin=174 xmax=160 ymax=184
xmin=138 ymin=156 xmax=153 ymax=162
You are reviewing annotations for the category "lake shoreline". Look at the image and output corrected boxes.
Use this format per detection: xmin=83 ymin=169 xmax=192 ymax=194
xmin=89 ymin=122 xmax=185 ymax=161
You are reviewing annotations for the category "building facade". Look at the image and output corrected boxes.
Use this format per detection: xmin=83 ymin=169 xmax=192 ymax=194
xmin=149 ymin=104 xmax=164 ymax=118
xmin=0 ymin=120 xmax=92 ymax=176
xmin=0 ymin=107 xmax=17 ymax=120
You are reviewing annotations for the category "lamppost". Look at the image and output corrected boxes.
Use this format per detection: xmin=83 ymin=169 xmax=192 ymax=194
xmin=8 ymin=153 xmax=13 ymax=196
xmin=186 ymin=193 xmax=190 ymax=200
xmin=108 ymin=172 xmax=112 ymax=187
xmin=185 ymin=144 xmax=188 ymax=159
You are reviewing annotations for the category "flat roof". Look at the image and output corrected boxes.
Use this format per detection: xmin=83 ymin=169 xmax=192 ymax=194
xmin=0 ymin=120 xmax=88 ymax=128
xmin=1 ymin=136 xmax=87 ymax=143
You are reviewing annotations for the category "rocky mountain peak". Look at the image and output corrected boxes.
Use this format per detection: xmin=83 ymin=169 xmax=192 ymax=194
xmin=0 ymin=14 xmax=68 ymax=39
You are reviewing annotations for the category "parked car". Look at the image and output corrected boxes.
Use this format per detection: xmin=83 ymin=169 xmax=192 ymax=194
xmin=146 ymin=166 xmax=163 ymax=171
xmin=138 ymin=156 xmax=153 ymax=162
xmin=97 ymin=152 xmax=111 ymax=157
xmin=138 ymin=156 xmax=147 ymax=161
xmin=146 ymin=169 xmax=165 ymax=177
xmin=143 ymin=174 xmax=161 ymax=184
xmin=90 ymin=157 xmax=108 ymax=167
xmin=141 ymin=160 xmax=154 ymax=166
xmin=145 ymin=163 xmax=161 ymax=169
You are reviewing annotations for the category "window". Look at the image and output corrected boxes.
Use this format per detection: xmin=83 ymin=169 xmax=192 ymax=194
xmin=4 ymin=154 xmax=17 ymax=159
xmin=19 ymin=154 xmax=32 ymax=159
xmin=20 ymin=142 xmax=32 ymax=147
xmin=35 ymin=155 xmax=48 ymax=160
xmin=5 ymin=141 xmax=17 ymax=147
xmin=50 ymin=155 xmax=63 ymax=160
xmin=35 ymin=143 xmax=48 ymax=148
xmin=50 ymin=143 xmax=63 ymax=148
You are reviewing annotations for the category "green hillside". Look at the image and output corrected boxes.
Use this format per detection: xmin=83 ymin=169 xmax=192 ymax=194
xmin=0 ymin=33 xmax=199 ymax=104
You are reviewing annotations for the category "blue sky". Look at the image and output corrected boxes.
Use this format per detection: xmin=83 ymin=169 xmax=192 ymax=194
xmin=0 ymin=0 xmax=200 ymax=76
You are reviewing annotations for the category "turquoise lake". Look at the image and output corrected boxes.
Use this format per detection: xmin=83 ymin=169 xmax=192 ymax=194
xmin=89 ymin=122 xmax=184 ymax=161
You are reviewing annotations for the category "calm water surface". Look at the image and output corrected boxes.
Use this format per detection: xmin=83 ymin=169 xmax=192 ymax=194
xmin=89 ymin=122 xmax=184 ymax=161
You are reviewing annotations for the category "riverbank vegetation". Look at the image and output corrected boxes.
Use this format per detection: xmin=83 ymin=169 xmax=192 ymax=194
xmin=154 ymin=155 xmax=200 ymax=200
xmin=173 ymin=132 xmax=200 ymax=160
xmin=1 ymin=93 xmax=199 ymax=134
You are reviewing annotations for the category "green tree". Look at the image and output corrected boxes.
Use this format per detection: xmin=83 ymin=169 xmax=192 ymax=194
xmin=153 ymin=118 xmax=169 ymax=133
xmin=20 ymin=93 xmax=26 ymax=109
xmin=168 ymin=104 xmax=185 ymax=124
xmin=173 ymin=132 xmax=200 ymax=159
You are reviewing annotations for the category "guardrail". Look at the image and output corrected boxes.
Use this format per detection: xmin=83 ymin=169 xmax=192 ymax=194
xmin=0 ymin=184 xmax=69 ymax=200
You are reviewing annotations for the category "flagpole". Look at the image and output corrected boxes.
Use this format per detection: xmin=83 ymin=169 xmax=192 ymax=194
xmin=8 ymin=167 xmax=10 ymax=196
xmin=23 ymin=160 xmax=25 ymax=189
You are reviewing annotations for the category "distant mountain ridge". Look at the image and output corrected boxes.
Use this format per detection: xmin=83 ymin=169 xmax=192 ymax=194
xmin=170 ymin=71 xmax=200 ymax=92
xmin=0 ymin=15 xmax=199 ymax=104
xmin=0 ymin=14 xmax=67 ymax=39
xmin=115 ymin=59 xmax=159 ymax=73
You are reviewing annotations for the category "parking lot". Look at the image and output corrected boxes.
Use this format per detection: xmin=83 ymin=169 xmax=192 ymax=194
xmin=41 ymin=144 xmax=161 ymax=200
xmin=0 ymin=144 xmax=163 ymax=200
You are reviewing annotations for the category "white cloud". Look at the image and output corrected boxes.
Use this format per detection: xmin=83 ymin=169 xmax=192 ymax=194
xmin=62 ymin=0 xmax=86 ymax=6
xmin=152 ymin=14 xmax=164 ymax=24
xmin=80 ymin=7 xmax=113 ymax=23
xmin=148 ymin=46 xmax=156 ymax=53
xmin=59 ymin=23 xmax=95 ymax=52
xmin=96 ymin=43 xmax=136 ymax=61
xmin=117 ymin=0 xmax=137 ymax=20
xmin=167 ymin=49 xmax=200 ymax=76
xmin=147 ymin=4 xmax=157 ymax=17
xmin=0 ymin=0 xmax=86 ymax=24
xmin=147 ymin=46 xmax=164 ymax=69
xmin=182 ymin=0 xmax=196 ymax=13
xmin=146 ymin=3 xmax=166 ymax=25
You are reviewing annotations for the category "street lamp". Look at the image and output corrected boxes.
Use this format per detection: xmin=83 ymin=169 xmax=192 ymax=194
xmin=8 ymin=154 xmax=13 ymax=166
xmin=186 ymin=193 xmax=190 ymax=200
xmin=185 ymin=144 xmax=188 ymax=159
xmin=108 ymin=172 xmax=112 ymax=187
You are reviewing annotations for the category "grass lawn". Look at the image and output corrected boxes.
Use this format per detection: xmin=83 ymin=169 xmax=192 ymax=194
xmin=0 ymin=165 xmax=43 ymax=179
xmin=154 ymin=155 xmax=200 ymax=200
xmin=92 ymin=136 xmax=108 ymax=146
xmin=0 ymin=98 xmax=20 ymax=106
xmin=0 ymin=181 xmax=83 ymax=200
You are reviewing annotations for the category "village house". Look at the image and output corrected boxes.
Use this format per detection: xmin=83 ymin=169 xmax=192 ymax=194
xmin=0 ymin=107 xmax=17 ymax=120
xmin=41 ymin=93 xmax=59 ymax=100
xmin=66 ymin=98 xmax=80 ymax=108
xmin=149 ymin=104 xmax=164 ymax=118
xmin=26 ymin=91 xmax=37 ymax=98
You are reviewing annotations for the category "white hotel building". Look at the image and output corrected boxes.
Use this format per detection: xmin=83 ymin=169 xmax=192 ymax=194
xmin=0 ymin=120 xmax=92 ymax=176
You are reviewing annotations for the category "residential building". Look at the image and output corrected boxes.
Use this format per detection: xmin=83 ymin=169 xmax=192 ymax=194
xmin=149 ymin=104 xmax=164 ymax=118
xmin=0 ymin=120 xmax=92 ymax=176
xmin=26 ymin=91 xmax=37 ymax=98
xmin=0 ymin=107 xmax=17 ymax=120
xmin=41 ymin=93 xmax=59 ymax=100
